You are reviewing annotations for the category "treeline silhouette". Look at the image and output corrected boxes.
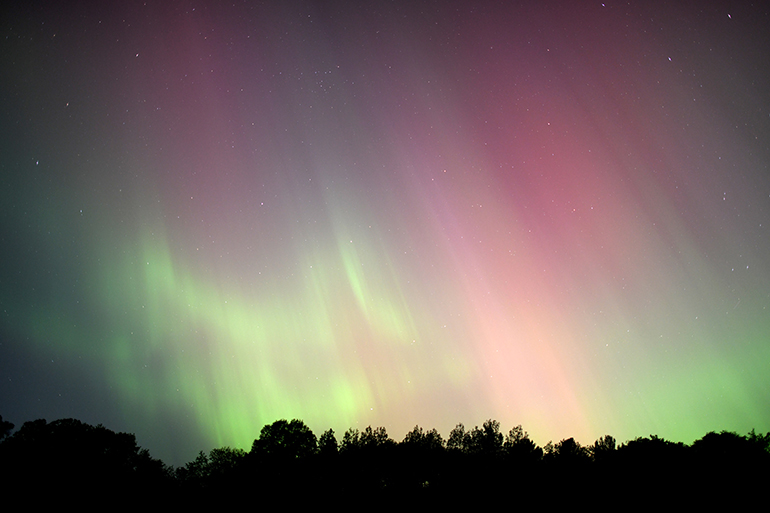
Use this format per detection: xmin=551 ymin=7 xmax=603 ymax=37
xmin=1 ymin=415 xmax=768 ymax=507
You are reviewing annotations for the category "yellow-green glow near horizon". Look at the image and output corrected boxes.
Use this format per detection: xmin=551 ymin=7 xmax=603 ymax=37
xmin=1 ymin=1 xmax=769 ymax=465
xmin=87 ymin=203 xmax=448 ymax=452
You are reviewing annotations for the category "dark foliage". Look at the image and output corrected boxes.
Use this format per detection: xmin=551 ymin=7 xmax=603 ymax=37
xmin=1 ymin=414 xmax=768 ymax=506
xmin=0 ymin=418 xmax=173 ymax=505
xmin=0 ymin=415 xmax=13 ymax=441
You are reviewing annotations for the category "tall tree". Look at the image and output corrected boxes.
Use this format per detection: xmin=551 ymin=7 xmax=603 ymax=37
xmin=360 ymin=426 xmax=394 ymax=449
xmin=318 ymin=428 xmax=338 ymax=456
xmin=251 ymin=419 xmax=317 ymax=460
xmin=447 ymin=423 xmax=468 ymax=452
xmin=340 ymin=428 xmax=360 ymax=453
xmin=504 ymin=425 xmax=542 ymax=463
xmin=403 ymin=425 xmax=444 ymax=451
xmin=590 ymin=435 xmax=616 ymax=462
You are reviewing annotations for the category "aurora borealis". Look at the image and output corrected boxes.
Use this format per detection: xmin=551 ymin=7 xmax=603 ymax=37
xmin=1 ymin=0 xmax=769 ymax=466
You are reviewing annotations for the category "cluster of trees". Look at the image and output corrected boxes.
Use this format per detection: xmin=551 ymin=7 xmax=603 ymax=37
xmin=2 ymin=415 xmax=768 ymax=506
xmin=0 ymin=416 xmax=172 ymax=505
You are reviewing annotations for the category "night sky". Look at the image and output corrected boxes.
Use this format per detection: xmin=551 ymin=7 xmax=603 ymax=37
xmin=1 ymin=0 xmax=769 ymax=466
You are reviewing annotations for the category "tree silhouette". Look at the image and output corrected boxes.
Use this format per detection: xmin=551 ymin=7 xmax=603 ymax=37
xmin=2 ymin=413 xmax=767 ymax=504
xmin=0 ymin=416 xmax=13 ymax=441
xmin=446 ymin=421 xmax=504 ymax=455
xmin=178 ymin=450 xmax=210 ymax=483
xmin=241 ymin=419 xmax=320 ymax=500
xmin=548 ymin=437 xmax=591 ymax=472
xmin=589 ymin=434 xmax=616 ymax=462
xmin=251 ymin=419 xmax=317 ymax=460
xmin=403 ymin=425 xmax=427 ymax=445
xmin=340 ymin=427 xmax=361 ymax=453
xmin=360 ymin=425 xmax=395 ymax=449
xmin=423 ymin=428 xmax=444 ymax=451
xmin=615 ymin=434 xmax=691 ymax=502
xmin=470 ymin=419 xmax=503 ymax=456
xmin=447 ymin=423 xmax=468 ymax=452
xmin=403 ymin=425 xmax=444 ymax=451
xmin=397 ymin=425 xmax=446 ymax=495
xmin=554 ymin=437 xmax=589 ymax=459
xmin=318 ymin=428 xmax=338 ymax=456
xmin=690 ymin=430 xmax=770 ymax=504
xmin=503 ymin=425 xmax=542 ymax=463
xmin=747 ymin=429 xmax=770 ymax=452
xmin=208 ymin=446 xmax=247 ymax=477
xmin=0 ymin=418 xmax=171 ymax=505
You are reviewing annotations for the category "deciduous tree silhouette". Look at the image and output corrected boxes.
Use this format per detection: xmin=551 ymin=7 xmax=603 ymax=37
xmin=447 ymin=423 xmax=468 ymax=452
xmin=178 ymin=450 xmax=210 ymax=483
xmin=0 ymin=416 xmax=13 ymax=441
xmin=340 ymin=427 xmax=361 ymax=453
xmin=553 ymin=437 xmax=589 ymax=461
xmin=251 ymin=418 xmax=317 ymax=460
xmin=470 ymin=419 xmax=503 ymax=456
xmin=318 ymin=428 xmax=338 ymax=456
xmin=360 ymin=425 xmax=395 ymax=449
xmin=589 ymin=434 xmax=616 ymax=463
xmin=208 ymin=446 xmax=247 ymax=478
xmin=0 ymin=418 xmax=171 ymax=504
xmin=403 ymin=425 xmax=444 ymax=451
xmin=398 ymin=425 xmax=446 ymax=495
xmin=690 ymin=430 xmax=770 ymax=503
xmin=503 ymin=425 xmax=542 ymax=464
xmin=243 ymin=419 xmax=319 ymax=499
xmin=614 ymin=434 xmax=691 ymax=503
xmin=3 ymin=413 xmax=767 ymax=505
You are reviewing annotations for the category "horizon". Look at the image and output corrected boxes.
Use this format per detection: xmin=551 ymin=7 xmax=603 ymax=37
xmin=1 ymin=0 xmax=768 ymax=468
xmin=5 ymin=413 xmax=765 ymax=467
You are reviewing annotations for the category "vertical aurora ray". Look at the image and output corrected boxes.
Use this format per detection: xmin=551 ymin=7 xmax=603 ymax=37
xmin=1 ymin=1 xmax=769 ymax=464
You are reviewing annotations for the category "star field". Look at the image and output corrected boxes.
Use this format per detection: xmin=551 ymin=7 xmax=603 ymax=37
xmin=1 ymin=1 xmax=769 ymax=465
